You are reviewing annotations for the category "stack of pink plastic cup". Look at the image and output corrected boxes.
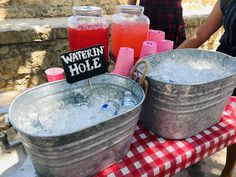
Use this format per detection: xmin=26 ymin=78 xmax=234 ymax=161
xmin=148 ymin=29 xmax=165 ymax=46
xmin=113 ymin=47 xmax=134 ymax=77
xmin=148 ymin=29 xmax=174 ymax=53
xmin=156 ymin=39 xmax=174 ymax=53
xmin=139 ymin=41 xmax=157 ymax=59
xmin=45 ymin=67 xmax=65 ymax=82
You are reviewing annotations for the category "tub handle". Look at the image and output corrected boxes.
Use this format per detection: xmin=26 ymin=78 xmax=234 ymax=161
xmin=130 ymin=59 xmax=149 ymax=96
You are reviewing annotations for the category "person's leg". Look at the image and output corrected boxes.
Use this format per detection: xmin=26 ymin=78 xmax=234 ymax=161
xmin=220 ymin=143 xmax=236 ymax=177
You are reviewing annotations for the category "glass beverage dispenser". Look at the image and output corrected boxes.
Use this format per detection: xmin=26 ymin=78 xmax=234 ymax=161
xmin=68 ymin=6 xmax=109 ymax=63
xmin=111 ymin=5 xmax=150 ymax=63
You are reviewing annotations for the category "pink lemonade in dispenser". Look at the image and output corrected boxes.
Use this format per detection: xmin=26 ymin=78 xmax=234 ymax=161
xmin=68 ymin=6 xmax=109 ymax=63
xmin=111 ymin=5 xmax=150 ymax=63
xmin=111 ymin=22 xmax=149 ymax=63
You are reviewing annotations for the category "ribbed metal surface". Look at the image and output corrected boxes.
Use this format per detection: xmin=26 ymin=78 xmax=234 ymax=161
xmin=138 ymin=49 xmax=236 ymax=139
xmin=9 ymin=74 xmax=145 ymax=177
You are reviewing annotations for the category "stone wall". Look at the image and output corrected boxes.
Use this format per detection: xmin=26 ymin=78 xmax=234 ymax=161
xmin=0 ymin=0 xmax=219 ymax=19
xmin=0 ymin=0 xmax=117 ymax=19
xmin=0 ymin=15 xmax=224 ymax=92
xmin=117 ymin=0 xmax=217 ymax=6
xmin=0 ymin=18 xmax=69 ymax=91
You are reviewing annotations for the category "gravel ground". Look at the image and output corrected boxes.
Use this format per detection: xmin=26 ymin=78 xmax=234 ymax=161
xmin=174 ymin=147 xmax=236 ymax=177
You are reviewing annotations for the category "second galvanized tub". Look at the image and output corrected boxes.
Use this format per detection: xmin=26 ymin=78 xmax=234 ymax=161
xmin=138 ymin=49 xmax=236 ymax=139
xmin=8 ymin=74 xmax=145 ymax=177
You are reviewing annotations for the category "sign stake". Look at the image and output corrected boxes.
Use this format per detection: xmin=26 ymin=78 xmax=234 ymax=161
xmin=88 ymin=78 xmax=93 ymax=96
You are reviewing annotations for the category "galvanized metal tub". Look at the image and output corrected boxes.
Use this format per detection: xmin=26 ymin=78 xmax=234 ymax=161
xmin=8 ymin=73 xmax=145 ymax=177
xmin=138 ymin=49 xmax=236 ymax=139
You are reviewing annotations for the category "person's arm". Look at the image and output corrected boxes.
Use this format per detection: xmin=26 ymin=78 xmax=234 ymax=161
xmin=178 ymin=0 xmax=223 ymax=49
xmin=128 ymin=0 xmax=137 ymax=5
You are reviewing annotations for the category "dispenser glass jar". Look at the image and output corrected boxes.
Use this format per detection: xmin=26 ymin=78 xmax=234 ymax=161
xmin=111 ymin=5 xmax=150 ymax=63
xmin=68 ymin=6 xmax=109 ymax=63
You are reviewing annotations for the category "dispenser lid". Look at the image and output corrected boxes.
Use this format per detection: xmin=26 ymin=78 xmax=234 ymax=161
xmin=118 ymin=5 xmax=144 ymax=14
xmin=73 ymin=6 xmax=102 ymax=16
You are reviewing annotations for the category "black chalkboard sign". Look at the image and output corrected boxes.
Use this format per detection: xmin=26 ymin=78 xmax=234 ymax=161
xmin=60 ymin=45 xmax=107 ymax=83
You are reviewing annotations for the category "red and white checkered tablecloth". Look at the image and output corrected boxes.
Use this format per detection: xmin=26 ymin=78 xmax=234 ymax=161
xmin=95 ymin=96 xmax=236 ymax=177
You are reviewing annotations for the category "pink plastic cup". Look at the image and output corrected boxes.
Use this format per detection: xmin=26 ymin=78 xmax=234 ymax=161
xmin=156 ymin=39 xmax=174 ymax=53
xmin=45 ymin=67 xmax=65 ymax=82
xmin=148 ymin=29 xmax=165 ymax=43
xmin=113 ymin=47 xmax=134 ymax=77
xmin=140 ymin=41 xmax=157 ymax=59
